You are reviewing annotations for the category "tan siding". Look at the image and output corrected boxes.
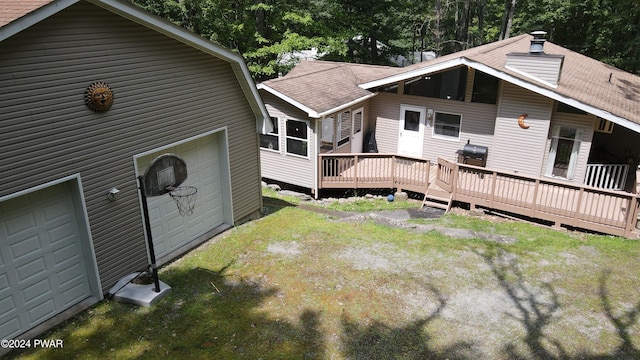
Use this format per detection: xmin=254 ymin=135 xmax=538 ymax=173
xmin=491 ymin=82 xmax=553 ymax=176
xmin=0 ymin=2 xmax=262 ymax=291
xmin=370 ymin=93 xmax=400 ymax=153
xmin=371 ymin=92 xmax=497 ymax=162
xmin=259 ymin=92 xmax=316 ymax=189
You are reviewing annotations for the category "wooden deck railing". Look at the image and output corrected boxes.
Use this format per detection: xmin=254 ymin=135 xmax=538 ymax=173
xmin=319 ymin=153 xmax=430 ymax=193
xmin=436 ymin=158 xmax=640 ymax=238
xmin=583 ymin=163 xmax=629 ymax=191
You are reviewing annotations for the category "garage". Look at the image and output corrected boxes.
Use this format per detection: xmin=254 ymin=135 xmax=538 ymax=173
xmin=0 ymin=179 xmax=101 ymax=340
xmin=135 ymin=131 xmax=231 ymax=262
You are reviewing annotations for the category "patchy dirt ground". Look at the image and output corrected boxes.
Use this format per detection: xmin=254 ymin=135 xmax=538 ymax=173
xmin=257 ymin=198 xmax=640 ymax=359
xmin=16 ymin=193 xmax=637 ymax=360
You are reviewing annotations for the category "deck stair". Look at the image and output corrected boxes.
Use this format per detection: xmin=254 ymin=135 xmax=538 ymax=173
xmin=422 ymin=188 xmax=452 ymax=212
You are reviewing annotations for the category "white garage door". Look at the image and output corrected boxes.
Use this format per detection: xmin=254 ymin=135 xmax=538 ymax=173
xmin=0 ymin=181 xmax=94 ymax=340
xmin=136 ymin=134 xmax=225 ymax=260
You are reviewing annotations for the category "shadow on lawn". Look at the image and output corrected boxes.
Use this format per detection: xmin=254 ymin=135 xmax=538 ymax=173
xmin=13 ymin=250 xmax=639 ymax=359
xmin=479 ymin=248 xmax=640 ymax=360
xmin=262 ymin=196 xmax=297 ymax=216
xmin=340 ymin=283 xmax=478 ymax=359
xmin=140 ymin=265 xmax=328 ymax=359
xmin=11 ymin=265 xmax=324 ymax=359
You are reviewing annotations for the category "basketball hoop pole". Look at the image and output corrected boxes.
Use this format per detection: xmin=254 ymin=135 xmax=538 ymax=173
xmin=137 ymin=176 xmax=161 ymax=293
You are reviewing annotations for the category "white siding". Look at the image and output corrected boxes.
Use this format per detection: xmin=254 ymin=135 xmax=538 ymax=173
xmin=506 ymin=54 xmax=563 ymax=86
xmin=259 ymin=92 xmax=316 ymax=189
xmin=491 ymin=82 xmax=553 ymax=176
xmin=371 ymin=92 xmax=497 ymax=162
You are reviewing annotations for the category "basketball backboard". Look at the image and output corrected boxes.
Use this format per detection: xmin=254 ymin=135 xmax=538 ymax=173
xmin=141 ymin=154 xmax=188 ymax=197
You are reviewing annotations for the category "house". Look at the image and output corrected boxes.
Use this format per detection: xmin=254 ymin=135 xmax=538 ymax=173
xmin=0 ymin=0 xmax=270 ymax=343
xmin=258 ymin=32 xmax=640 ymax=237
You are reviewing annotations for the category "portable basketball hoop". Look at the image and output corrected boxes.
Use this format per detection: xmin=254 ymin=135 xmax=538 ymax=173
xmin=137 ymin=153 xmax=197 ymax=292
xmin=168 ymin=185 xmax=198 ymax=216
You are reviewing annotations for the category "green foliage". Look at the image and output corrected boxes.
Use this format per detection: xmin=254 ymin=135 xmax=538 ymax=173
xmin=130 ymin=0 xmax=639 ymax=78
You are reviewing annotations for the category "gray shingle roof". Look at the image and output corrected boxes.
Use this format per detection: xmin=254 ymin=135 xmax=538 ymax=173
xmin=0 ymin=0 xmax=54 ymax=28
xmin=260 ymin=61 xmax=400 ymax=115
xmin=261 ymin=34 xmax=639 ymax=125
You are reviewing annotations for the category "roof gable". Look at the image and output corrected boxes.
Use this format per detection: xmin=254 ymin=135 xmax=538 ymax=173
xmin=262 ymin=34 xmax=639 ymax=129
xmin=259 ymin=60 xmax=398 ymax=117
xmin=0 ymin=0 xmax=271 ymax=133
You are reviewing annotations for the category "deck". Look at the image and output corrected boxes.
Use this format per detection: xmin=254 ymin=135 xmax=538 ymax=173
xmin=318 ymin=153 xmax=640 ymax=238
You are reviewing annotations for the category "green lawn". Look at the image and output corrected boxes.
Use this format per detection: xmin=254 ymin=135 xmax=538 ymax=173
xmin=9 ymin=192 xmax=640 ymax=359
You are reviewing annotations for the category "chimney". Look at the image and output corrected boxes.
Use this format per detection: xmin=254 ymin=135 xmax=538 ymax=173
xmin=529 ymin=31 xmax=547 ymax=54
xmin=505 ymin=30 xmax=564 ymax=87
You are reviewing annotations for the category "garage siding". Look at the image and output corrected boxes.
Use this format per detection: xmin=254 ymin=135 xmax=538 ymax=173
xmin=0 ymin=2 xmax=262 ymax=291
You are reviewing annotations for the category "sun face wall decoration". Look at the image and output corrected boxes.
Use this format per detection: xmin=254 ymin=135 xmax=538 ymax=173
xmin=85 ymin=81 xmax=114 ymax=113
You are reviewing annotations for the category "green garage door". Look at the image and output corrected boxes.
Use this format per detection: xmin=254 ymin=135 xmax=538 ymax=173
xmin=0 ymin=181 xmax=95 ymax=340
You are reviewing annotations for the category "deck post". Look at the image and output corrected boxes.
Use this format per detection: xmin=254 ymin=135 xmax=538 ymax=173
xmin=530 ymin=179 xmax=540 ymax=217
xmin=424 ymin=161 xmax=431 ymax=192
xmin=391 ymin=155 xmax=396 ymax=191
xmin=318 ymin=154 xmax=323 ymax=190
xmin=490 ymin=171 xmax=497 ymax=208
xmin=354 ymin=155 xmax=359 ymax=189
xmin=624 ymin=195 xmax=639 ymax=237
xmin=572 ymin=188 xmax=585 ymax=227
xmin=451 ymin=162 xmax=459 ymax=200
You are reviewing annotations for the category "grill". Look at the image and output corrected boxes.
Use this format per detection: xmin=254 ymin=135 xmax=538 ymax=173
xmin=456 ymin=143 xmax=488 ymax=167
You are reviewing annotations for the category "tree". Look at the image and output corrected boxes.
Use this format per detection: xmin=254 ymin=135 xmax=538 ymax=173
xmin=130 ymin=0 xmax=639 ymax=77
xmin=515 ymin=0 xmax=639 ymax=73
xmin=499 ymin=0 xmax=517 ymax=40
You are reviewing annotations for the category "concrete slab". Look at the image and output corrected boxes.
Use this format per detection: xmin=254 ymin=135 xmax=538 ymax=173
xmin=108 ymin=272 xmax=171 ymax=307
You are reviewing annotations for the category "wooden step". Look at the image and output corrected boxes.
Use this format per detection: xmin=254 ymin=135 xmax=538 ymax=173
xmin=422 ymin=199 xmax=450 ymax=210
xmin=422 ymin=189 xmax=453 ymax=212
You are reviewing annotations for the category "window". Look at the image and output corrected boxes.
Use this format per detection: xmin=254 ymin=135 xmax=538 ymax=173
xmin=337 ymin=110 xmax=351 ymax=147
xmin=260 ymin=116 xmax=279 ymax=151
xmin=321 ymin=117 xmax=334 ymax=152
xmin=471 ymin=71 xmax=499 ymax=104
xmin=545 ymin=126 xmax=582 ymax=180
xmin=433 ymin=112 xmax=462 ymax=140
xmin=285 ymin=119 xmax=308 ymax=157
xmin=404 ymin=110 xmax=421 ymax=131
xmin=403 ymin=67 xmax=467 ymax=101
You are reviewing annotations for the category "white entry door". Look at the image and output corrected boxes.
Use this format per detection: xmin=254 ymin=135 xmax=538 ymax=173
xmin=351 ymin=108 xmax=364 ymax=153
xmin=398 ymin=104 xmax=425 ymax=157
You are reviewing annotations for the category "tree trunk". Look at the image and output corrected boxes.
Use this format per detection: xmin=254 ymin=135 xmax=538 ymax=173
xmin=434 ymin=0 xmax=443 ymax=54
xmin=460 ymin=0 xmax=471 ymax=49
xmin=500 ymin=0 xmax=517 ymax=40
xmin=477 ymin=0 xmax=485 ymax=46
xmin=254 ymin=1 xmax=266 ymax=39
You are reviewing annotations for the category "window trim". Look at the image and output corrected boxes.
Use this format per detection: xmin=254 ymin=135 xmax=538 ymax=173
xmin=432 ymin=111 xmax=463 ymax=142
xmin=285 ymin=118 xmax=310 ymax=159
xmin=260 ymin=116 xmax=281 ymax=153
xmin=337 ymin=110 xmax=352 ymax=149
xmin=545 ymin=125 xmax=583 ymax=180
